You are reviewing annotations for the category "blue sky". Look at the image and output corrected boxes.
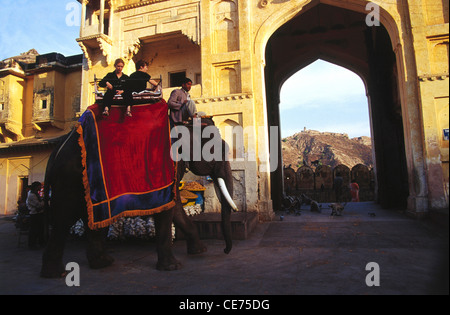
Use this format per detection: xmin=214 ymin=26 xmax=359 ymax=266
xmin=1 ymin=1 xmax=371 ymax=139
xmin=0 ymin=0 xmax=82 ymax=60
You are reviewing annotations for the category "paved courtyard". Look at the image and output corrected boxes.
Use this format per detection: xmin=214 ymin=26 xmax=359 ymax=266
xmin=0 ymin=202 xmax=448 ymax=296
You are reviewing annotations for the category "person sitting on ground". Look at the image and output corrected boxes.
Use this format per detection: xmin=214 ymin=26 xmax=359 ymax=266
xmin=167 ymin=77 xmax=198 ymax=123
xmin=98 ymin=58 xmax=131 ymax=117
xmin=125 ymin=60 xmax=159 ymax=117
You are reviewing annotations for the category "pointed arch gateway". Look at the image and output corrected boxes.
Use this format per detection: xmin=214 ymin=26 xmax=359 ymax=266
xmin=259 ymin=1 xmax=421 ymax=211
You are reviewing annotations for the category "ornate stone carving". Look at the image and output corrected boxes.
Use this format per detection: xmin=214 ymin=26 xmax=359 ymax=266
xmin=124 ymin=39 xmax=141 ymax=61
xmin=259 ymin=0 xmax=268 ymax=8
xmin=97 ymin=36 xmax=113 ymax=65
xmin=77 ymin=34 xmax=113 ymax=67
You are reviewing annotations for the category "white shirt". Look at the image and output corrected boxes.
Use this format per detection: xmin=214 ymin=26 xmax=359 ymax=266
xmin=26 ymin=191 xmax=44 ymax=215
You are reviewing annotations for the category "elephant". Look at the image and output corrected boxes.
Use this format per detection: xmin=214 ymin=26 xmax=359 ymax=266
xmin=40 ymin=114 xmax=238 ymax=278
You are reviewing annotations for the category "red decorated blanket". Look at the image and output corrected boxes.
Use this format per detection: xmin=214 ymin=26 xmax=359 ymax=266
xmin=77 ymin=101 xmax=176 ymax=229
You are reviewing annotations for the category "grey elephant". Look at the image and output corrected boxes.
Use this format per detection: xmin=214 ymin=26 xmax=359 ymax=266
xmin=40 ymin=111 xmax=237 ymax=278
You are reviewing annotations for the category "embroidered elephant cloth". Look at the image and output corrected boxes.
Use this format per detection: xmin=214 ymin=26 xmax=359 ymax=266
xmin=77 ymin=101 xmax=176 ymax=229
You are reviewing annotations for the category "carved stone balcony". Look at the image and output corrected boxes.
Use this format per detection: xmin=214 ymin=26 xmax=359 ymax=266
xmin=77 ymin=0 xmax=113 ymax=66
xmin=77 ymin=33 xmax=113 ymax=67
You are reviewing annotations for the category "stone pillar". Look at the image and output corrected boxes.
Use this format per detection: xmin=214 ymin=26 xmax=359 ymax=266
xmin=107 ymin=0 xmax=113 ymax=38
xmin=99 ymin=0 xmax=105 ymax=34
xmin=80 ymin=0 xmax=87 ymax=37
xmin=406 ymin=0 xmax=449 ymax=211
xmin=392 ymin=0 xmax=429 ymax=214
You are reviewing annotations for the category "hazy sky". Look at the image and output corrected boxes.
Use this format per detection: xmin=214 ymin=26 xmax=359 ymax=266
xmin=1 ymin=1 xmax=371 ymax=139
xmin=280 ymin=60 xmax=371 ymax=139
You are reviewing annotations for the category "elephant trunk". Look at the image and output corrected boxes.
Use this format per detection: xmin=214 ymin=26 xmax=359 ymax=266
xmin=217 ymin=176 xmax=236 ymax=254
xmin=217 ymin=178 xmax=238 ymax=212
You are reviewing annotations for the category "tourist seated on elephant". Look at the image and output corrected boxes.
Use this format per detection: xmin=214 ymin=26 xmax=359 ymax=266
xmin=125 ymin=59 xmax=160 ymax=117
xmin=99 ymin=58 xmax=131 ymax=117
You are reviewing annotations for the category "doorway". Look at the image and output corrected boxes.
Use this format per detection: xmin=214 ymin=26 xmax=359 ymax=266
xmin=19 ymin=176 xmax=29 ymax=203
xmin=264 ymin=3 xmax=409 ymax=211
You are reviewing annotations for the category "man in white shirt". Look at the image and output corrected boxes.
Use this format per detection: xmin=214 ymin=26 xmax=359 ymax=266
xmin=26 ymin=181 xmax=45 ymax=249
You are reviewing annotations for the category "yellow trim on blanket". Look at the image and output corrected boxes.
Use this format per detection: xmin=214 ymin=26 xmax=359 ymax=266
xmin=76 ymin=123 xmax=96 ymax=229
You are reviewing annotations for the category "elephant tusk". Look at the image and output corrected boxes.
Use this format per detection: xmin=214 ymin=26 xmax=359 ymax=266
xmin=217 ymin=178 xmax=238 ymax=212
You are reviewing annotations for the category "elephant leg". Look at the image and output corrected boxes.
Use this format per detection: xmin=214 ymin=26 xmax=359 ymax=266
xmin=40 ymin=219 xmax=74 ymax=278
xmin=85 ymin=227 xmax=114 ymax=269
xmin=41 ymin=192 xmax=83 ymax=278
xmin=173 ymin=202 xmax=207 ymax=255
xmin=154 ymin=209 xmax=181 ymax=271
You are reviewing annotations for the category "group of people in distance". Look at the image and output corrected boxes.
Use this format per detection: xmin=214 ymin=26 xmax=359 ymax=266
xmin=334 ymin=172 xmax=360 ymax=203
xmin=99 ymin=58 xmax=197 ymax=123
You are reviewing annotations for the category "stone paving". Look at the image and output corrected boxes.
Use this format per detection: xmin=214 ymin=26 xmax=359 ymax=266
xmin=0 ymin=202 xmax=448 ymax=296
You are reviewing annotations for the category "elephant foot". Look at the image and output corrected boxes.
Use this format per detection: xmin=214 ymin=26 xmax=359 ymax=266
xmin=40 ymin=261 xmax=66 ymax=279
xmin=187 ymin=241 xmax=207 ymax=255
xmin=224 ymin=246 xmax=232 ymax=254
xmin=156 ymin=258 xmax=182 ymax=271
xmin=88 ymin=254 xmax=114 ymax=270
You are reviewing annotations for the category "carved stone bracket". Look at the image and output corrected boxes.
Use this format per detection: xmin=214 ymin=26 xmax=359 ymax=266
xmin=77 ymin=34 xmax=113 ymax=68
xmin=77 ymin=41 xmax=91 ymax=68
xmin=97 ymin=36 xmax=113 ymax=65
xmin=4 ymin=120 xmax=24 ymax=141
xmin=123 ymin=39 xmax=142 ymax=61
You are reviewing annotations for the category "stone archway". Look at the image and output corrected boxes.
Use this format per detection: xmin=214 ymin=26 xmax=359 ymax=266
xmin=261 ymin=1 xmax=414 ymax=211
